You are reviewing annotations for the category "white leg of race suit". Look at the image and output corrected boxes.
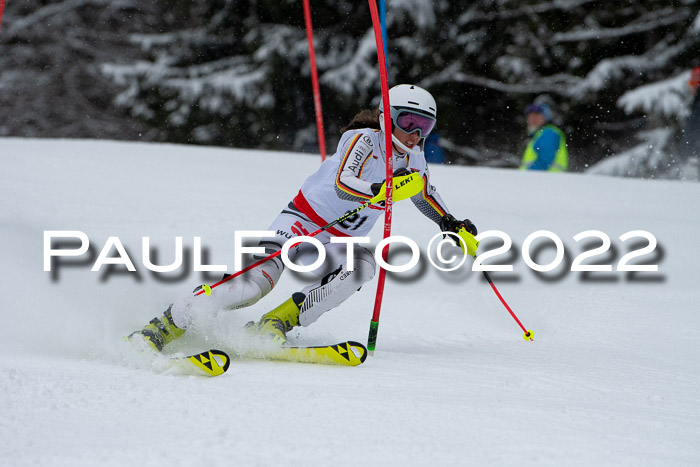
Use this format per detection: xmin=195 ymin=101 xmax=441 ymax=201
xmin=297 ymin=243 xmax=376 ymax=327
xmin=169 ymin=210 xmax=376 ymax=329
xmin=169 ymin=262 xmax=282 ymax=328
xmin=169 ymin=212 xmax=295 ymax=328
xmin=268 ymin=211 xmax=377 ymax=326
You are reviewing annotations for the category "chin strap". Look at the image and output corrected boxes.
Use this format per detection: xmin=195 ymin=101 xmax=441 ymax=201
xmin=379 ymin=114 xmax=424 ymax=156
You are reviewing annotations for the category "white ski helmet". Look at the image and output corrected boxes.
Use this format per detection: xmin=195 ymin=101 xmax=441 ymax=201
xmin=388 ymin=84 xmax=437 ymax=120
xmin=379 ymin=84 xmax=437 ymax=155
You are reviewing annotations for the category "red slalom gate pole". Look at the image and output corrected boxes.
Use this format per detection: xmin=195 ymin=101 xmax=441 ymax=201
xmin=302 ymin=0 xmax=327 ymax=162
xmin=366 ymin=0 xmax=394 ymax=355
xmin=0 ymin=0 xmax=6 ymax=32
xmin=482 ymin=271 xmax=533 ymax=341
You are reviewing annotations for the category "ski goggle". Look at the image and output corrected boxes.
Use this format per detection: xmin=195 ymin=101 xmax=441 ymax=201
xmin=390 ymin=108 xmax=436 ymax=138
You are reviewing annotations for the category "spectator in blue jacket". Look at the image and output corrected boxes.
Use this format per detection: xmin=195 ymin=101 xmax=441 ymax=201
xmin=519 ymin=102 xmax=568 ymax=172
xmin=424 ymin=131 xmax=445 ymax=164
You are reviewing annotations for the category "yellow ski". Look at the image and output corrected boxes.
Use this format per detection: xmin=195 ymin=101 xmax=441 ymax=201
xmin=260 ymin=341 xmax=368 ymax=367
xmin=173 ymin=349 xmax=231 ymax=377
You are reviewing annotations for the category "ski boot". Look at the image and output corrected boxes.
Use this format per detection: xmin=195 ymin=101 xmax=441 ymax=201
xmin=127 ymin=306 xmax=185 ymax=352
xmin=247 ymin=292 xmax=305 ymax=345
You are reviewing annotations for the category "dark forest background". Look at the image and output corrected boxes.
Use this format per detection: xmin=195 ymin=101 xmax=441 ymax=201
xmin=1 ymin=0 xmax=698 ymax=175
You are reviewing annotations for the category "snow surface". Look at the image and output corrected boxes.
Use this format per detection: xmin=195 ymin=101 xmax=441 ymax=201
xmin=1 ymin=138 xmax=700 ymax=466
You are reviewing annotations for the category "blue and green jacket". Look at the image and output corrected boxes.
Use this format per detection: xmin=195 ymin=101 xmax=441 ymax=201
xmin=520 ymin=124 xmax=568 ymax=172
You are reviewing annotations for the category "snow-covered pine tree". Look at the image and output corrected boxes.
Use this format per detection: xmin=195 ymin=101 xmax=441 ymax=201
xmin=1 ymin=0 xmax=698 ymax=178
xmin=0 ymin=0 xmax=158 ymax=139
xmin=588 ymin=69 xmax=699 ymax=180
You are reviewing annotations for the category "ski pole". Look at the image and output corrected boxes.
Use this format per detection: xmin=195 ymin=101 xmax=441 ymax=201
xmin=195 ymin=196 xmax=378 ymax=297
xmin=455 ymin=228 xmax=533 ymax=341
xmin=195 ymin=173 xmax=424 ymax=297
xmin=481 ymin=270 xmax=534 ymax=341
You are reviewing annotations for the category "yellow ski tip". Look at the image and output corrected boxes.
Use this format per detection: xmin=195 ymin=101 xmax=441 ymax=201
xmin=187 ymin=349 xmax=231 ymax=376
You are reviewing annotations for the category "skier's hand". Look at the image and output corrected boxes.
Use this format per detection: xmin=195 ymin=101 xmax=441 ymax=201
xmin=440 ymin=214 xmax=477 ymax=236
xmin=370 ymin=169 xmax=423 ymax=203
xmin=371 ymin=168 xmax=414 ymax=196
xmin=440 ymin=214 xmax=479 ymax=256
xmin=392 ymin=167 xmax=413 ymax=178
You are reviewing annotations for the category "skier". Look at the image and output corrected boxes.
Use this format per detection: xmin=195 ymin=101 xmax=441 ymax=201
xmin=129 ymin=84 xmax=478 ymax=351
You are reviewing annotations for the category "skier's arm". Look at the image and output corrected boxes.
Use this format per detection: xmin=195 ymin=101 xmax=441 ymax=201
xmin=410 ymin=171 xmax=451 ymax=224
xmin=528 ymin=129 xmax=560 ymax=171
xmin=334 ymin=134 xmax=376 ymax=202
xmin=413 ymin=167 xmax=478 ymax=255
xmin=418 ymin=188 xmax=478 ymax=256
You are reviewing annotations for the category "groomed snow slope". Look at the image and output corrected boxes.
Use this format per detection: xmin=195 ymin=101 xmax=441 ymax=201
xmin=1 ymin=138 xmax=699 ymax=466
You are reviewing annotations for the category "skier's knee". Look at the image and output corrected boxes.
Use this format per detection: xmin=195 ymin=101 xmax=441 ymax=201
xmin=220 ymin=262 xmax=282 ymax=310
xmin=220 ymin=277 xmax=264 ymax=310
xmin=297 ymin=252 xmax=375 ymax=327
xmin=352 ymin=246 xmax=376 ymax=283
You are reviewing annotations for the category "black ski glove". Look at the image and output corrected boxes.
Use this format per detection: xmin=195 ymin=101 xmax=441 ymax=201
xmin=440 ymin=214 xmax=478 ymax=237
xmin=371 ymin=168 xmax=414 ymax=196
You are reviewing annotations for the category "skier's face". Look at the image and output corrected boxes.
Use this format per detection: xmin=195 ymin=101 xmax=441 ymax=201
xmin=393 ymin=126 xmax=421 ymax=152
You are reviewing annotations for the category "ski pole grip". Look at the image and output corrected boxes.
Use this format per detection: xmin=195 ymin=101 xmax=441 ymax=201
xmin=456 ymin=227 xmax=479 ymax=257
xmin=369 ymin=172 xmax=424 ymax=204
